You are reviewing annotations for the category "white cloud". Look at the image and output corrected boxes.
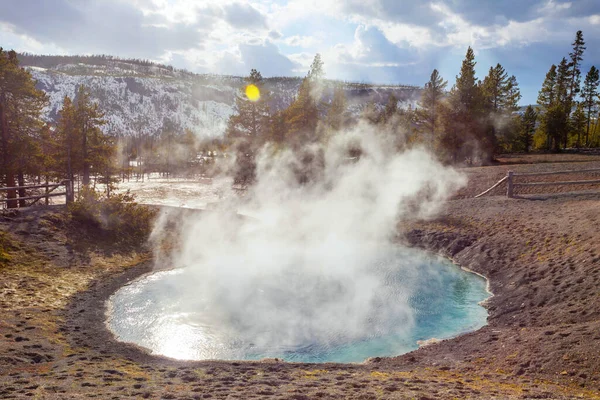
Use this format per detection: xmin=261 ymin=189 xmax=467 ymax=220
xmin=284 ymin=35 xmax=321 ymax=48
xmin=223 ymin=2 xmax=268 ymax=29
xmin=331 ymin=25 xmax=416 ymax=66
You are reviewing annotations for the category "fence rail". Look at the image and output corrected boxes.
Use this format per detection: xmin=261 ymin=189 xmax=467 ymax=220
xmin=0 ymin=180 xmax=74 ymax=208
xmin=511 ymin=168 xmax=600 ymax=177
xmin=475 ymin=168 xmax=600 ymax=198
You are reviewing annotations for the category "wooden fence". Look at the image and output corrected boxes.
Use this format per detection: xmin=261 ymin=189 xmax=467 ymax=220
xmin=0 ymin=180 xmax=74 ymax=209
xmin=475 ymin=168 xmax=600 ymax=198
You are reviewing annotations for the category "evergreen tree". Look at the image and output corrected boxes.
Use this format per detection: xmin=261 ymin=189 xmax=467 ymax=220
xmin=0 ymin=48 xmax=48 ymax=207
xmin=417 ymin=69 xmax=447 ymax=141
xmin=361 ymin=101 xmax=380 ymax=125
xmin=538 ymin=65 xmax=557 ymax=108
xmin=567 ymin=31 xmax=585 ymax=107
xmin=325 ymin=85 xmax=349 ymax=131
xmin=481 ymin=64 xmax=521 ymax=156
xmin=380 ymin=93 xmax=398 ymax=124
xmin=537 ymin=64 xmax=557 ymax=150
xmin=453 ymin=47 xmax=480 ymax=110
xmin=285 ymin=54 xmax=325 ymax=143
xmin=537 ymin=59 xmax=571 ymax=151
xmin=482 ymin=64 xmax=510 ymax=111
xmin=505 ymin=76 xmax=522 ymax=112
xmin=441 ymin=47 xmax=485 ymax=163
xmin=226 ymin=69 xmax=271 ymax=140
xmin=269 ymin=110 xmax=286 ymax=144
xmin=74 ymin=85 xmax=105 ymax=186
xmin=581 ymin=65 xmax=599 ymax=146
xmin=308 ymin=53 xmax=325 ymax=80
xmin=555 ymin=57 xmax=571 ymax=149
xmin=520 ymin=105 xmax=537 ymax=152
xmin=56 ymin=96 xmax=78 ymax=182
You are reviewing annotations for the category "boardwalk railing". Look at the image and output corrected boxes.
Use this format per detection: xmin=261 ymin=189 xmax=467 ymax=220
xmin=475 ymin=168 xmax=600 ymax=198
xmin=0 ymin=180 xmax=74 ymax=209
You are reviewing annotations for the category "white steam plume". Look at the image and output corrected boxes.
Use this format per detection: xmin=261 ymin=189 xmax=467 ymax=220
xmin=150 ymin=124 xmax=466 ymax=358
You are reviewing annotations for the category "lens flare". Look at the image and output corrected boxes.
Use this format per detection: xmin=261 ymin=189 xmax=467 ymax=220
xmin=245 ymin=84 xmax=260 ymax=101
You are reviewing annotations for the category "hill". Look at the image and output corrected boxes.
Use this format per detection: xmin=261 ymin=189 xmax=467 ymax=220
xmin=18 ymin=53 xmax=422 ymax=139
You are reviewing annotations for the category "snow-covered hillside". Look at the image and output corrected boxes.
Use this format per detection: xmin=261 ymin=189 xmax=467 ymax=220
xmin=23 ymin=59 xmax=422 ymax=140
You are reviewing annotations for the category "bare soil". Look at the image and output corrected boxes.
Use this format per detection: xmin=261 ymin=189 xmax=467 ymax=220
xmin=1 ymin=154 xmax=599 ymax=399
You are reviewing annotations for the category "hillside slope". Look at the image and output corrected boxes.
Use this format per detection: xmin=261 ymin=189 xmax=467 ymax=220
xmin=21 ymin=55 xmax=422 ymax=139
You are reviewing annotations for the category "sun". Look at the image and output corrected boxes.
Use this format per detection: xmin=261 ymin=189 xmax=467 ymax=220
xmin=245 ymin=84 xmax=260 ymax=101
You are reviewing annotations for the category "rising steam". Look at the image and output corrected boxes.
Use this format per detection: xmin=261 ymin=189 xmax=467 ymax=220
xmin=147 ymin=125 xmax=467 ymax=359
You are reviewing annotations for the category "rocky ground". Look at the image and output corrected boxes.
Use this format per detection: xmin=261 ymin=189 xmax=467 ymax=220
xmin=0 ymin=153 xmax=599 ymax=399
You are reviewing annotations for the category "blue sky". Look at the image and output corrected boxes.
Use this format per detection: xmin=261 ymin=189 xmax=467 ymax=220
xmin=1 ymin=0 xmax=600 ymax=104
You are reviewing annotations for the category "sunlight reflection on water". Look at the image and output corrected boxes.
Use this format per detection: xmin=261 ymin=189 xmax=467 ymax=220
xmin=108 ymin=252 xmax=489 ymax=363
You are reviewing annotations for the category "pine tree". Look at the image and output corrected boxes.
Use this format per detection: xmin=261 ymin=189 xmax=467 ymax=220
xmin=520 ymin=105 xmax=537 ymax=152
xmin=226 ymin=69 xmax=271 ymax=140
xmin=325 ymin=85 xmax=349 ymax=131
xmin=555 ymin=57 xmax=571 ymax=149
xmin=441 ymin=47 xmax=485 ymax=163
xmin=269 ymin=110 xmax=286 ymax=144
xmin=56 ymin=96 xmax=78 ymax=182
xmin=0 ymin=48 xmax=48 ymax=207
xmin=505 ymin=76 xmax=522 ymax=112
xmin=537 ymin=59 xmax=571 ymax=152
xmin=380 ymin=93 xmax=398 ymax=124
xmin=285 ymin=54 xmax=325 ymax=143
xmin=538 ymin=65 xmax=557 ymax=108
xmin=361 ymin=101 xmax=380 ymax=125
xmin=74 ymin=85 xmax=105 ymax=186
xmin=453 ymin=47 xmax=480 ymax=111
xmin=567 ymin=31 xmax=585 ymax=107
xmin=417 ymin=69 xmax=447 ymax=141
xmin=581 ymin=65 xmax=599 ymax=146
xmin=482 ymin=64 xmax=510 ymax=111
xmin=481 ymin=64 xmax=521 ymax=156
xmin=537 ymin=65 xmax=557 ymax=150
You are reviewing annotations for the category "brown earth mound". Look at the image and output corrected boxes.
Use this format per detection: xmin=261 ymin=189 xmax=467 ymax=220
xmin=0 ymin=154 xmax=599 ymax=399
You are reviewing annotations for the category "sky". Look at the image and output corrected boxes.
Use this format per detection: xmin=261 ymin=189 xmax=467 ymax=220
xmin=1 ymin=0 xmax=600 ymax=104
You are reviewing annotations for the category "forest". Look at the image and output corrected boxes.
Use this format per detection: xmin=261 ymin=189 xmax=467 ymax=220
xmin=1 ymin=30 xmax=599 ymax=207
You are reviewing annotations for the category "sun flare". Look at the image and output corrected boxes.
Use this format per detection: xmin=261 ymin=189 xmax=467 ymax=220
xmin=245 ymin=84 xmax=260 ymax=101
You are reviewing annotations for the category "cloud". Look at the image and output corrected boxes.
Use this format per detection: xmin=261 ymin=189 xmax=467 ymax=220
xmin=211 ymin=40 xmax=299 ymax=77
xmin=284 ymin=35 xmax=321 ymax=48
xmin=213 ymin=50 xmax=247 ymax=76
xmin=0 ymin=0 xmax=210 ymax=58
xmin=222 ymin=2 xmax=268 ymax=29
xmin=340 ymin=0 xmax=443 ymax=26
xmin=268 ymin=30 xmax=283 ymax=40
xmin=239 ymin=40 xmax=299 ymax=76
xmin=334 ymin=25 xmax=416 ymax=66
xmin=1 ymin=0 xmax=600 ymax=105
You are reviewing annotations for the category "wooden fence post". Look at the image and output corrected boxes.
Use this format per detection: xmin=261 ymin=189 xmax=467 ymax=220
xmin=507 ymin=171 xmax=514 ymax=198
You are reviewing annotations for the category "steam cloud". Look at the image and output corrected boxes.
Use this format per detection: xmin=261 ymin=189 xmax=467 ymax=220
xmin=148 ymin=125 xmax=467 ymax=359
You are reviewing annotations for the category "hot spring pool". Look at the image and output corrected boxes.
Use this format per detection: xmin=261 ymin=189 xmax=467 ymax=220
xmin=107 ymin=249 xmax=489 ymax=363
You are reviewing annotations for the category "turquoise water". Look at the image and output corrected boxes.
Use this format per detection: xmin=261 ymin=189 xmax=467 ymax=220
xmin=108 ymin=249 xmax=489 ymax=363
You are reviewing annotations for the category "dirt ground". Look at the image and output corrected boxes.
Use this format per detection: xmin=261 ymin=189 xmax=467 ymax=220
xmin=0 ymin=153 xmax=599 ymax=399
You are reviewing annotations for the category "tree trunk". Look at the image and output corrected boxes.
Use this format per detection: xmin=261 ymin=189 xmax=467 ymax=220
xmin=67 ymin=142 xmax=73 ymax=183
xmin=17 ymin=171 xmax=26 ymax=208
xmin=45 ymin=175 xmax=49 ymax=205
xmin=586 ymin=106 xmax=592 ymax=147
xmin=0 ymin=92 xmax=17 ymax=208
xmin=82 ymin=125 xmax=90 ymax=186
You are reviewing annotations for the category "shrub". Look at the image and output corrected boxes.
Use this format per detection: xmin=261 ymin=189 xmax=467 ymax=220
xmin=68 ymin=187 xmax=157 ymax=246
xmin=0 ymin=232 xmax=14 ymax=265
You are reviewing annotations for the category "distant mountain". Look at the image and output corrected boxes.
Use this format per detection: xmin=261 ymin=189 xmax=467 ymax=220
xmin=19 ymin=54 xmax=423 ymax=139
